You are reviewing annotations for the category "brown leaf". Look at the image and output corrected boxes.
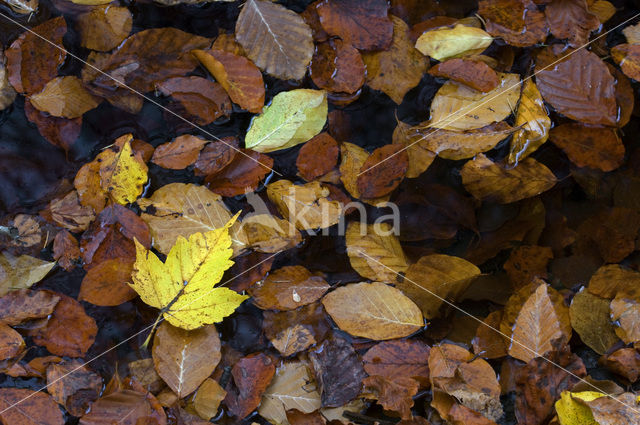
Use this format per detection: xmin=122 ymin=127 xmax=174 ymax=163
xmin=356 ymin=144 xmax=408 ymax=198
xmin=151 ymin=135 xmax=209 ymax=170
xmin=586 ymin=392 xmax=640 ymax=424
xmin=193 ymin=49 xmax=265 ymax=113
xmin=322 ymin=282 xmax=423 ymax=340
xmin=611 ymin=296 xmax=640 ymax=344
xmin=296 ymin=133 xmax=339 ymax=181
xmin=47 ymin=190 xmax=96 ymax=232
xmin=0 ymin=289 xmax=60 ymax=326
xmin=362 ymin=16 xmax=428 ymax=104
xmin=235 ymin=0 xmax=313 ymax=80
xmin=460 ymin=154 xmax=557 ymax=204
xmin=569 ymin=289 xmax=619 ymax=354
xmin=610 ymin=64 xmax=634 ymax=128
xmin=310 ymin=39 xmax=365 ymax=95
xmin=392 ymin=120 xmax=435 ymax=178
xmin=78 ymin=258 xmax=137 ymax=306
xmin=225 ymin=353 xmax=276 ymax=418
xmin=127 ymin=358 xmax=164 ymax=394
xmin=508 ymin=79 xmax=551 ymax=164
xmin=193 ymin=378 xmax=226 ymax=420
xmin=587 ymin=264 xmax=640 ymax=299
xmin=23 ymin=100 xmax=82 ymax=151
xmin=362 ymin=340 xmax=431 ymax=387
xmin=339 ymin=142 xmax=391 ymax=205
xmin=286 ymin=409 xmax=327 ymax=425
xmin=158 ymin=76 xmax=231 ymax=125
xmin=249 ymin=265 xmax=330 ymax=311
xmin=479 ymin=0 xmax=548 ymax=47
xmin=0 ymin=323 xmax=24 ymax=361
xmin=535 ymin=46 xmax=617 ymax=126
xmin=429 ymin=58 xmax=499 ymax=92
xmin=152 ymin=321 xmax=221 ymax=398
xmin=612 ymin=43 xmax=640 ymax=82
xmin=472 ymin=311 xmax=508 ymax=359
xmin=263 ymin=302 xmax=330 ymax=357
xmin=79 ymin=389 xmax=167 ymax=425
xmin=6 ymin=17 xmax=67 ymax=95
xmin=77 ymin=5 xmax=132 ymax=52
xmin=47 ymin=360 xmax=102 ymax=416
xmin=600 ymin=348 xmax=640 ymax=382
xmin=30 ymin=292 xmax=97 ymax=357
xmin=0 ymin=388 xmax=64 ymax=425
xmin=449 ymin=403 xmax=499 ymax=425
xmin=309 ymin=333 xmax=367 ymax=407
xmin=362 ymin=375 xmax=419 ymax=420
xmin=317 ymin=0 xmax=394 ymax=51
xmin=503 ymin=245 xmax=553 ymax=289
xmin=549 ymin=124 xmax=624 ymax=172
xmin=545 ymin=0 xmax=599 ymax=47
xmin=205 ymin=149 xmax=273 ymax=197
xmin=575 ymin=207 xmax=640 ymax=263
xmin=194 ymin=137 xmax=238 ymax=177
xmin=29 ymin=76 xmax=100 ymax=119
xmin=53 ymin=230 xmax=80 ymax=271
xmin=241 ymin=214 xmax=303 ymax=253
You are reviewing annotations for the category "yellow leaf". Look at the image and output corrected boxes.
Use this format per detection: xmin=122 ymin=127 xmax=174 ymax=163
xmin=555 ymin=391 xmax=605 ymax=425
xmin=98 ymin=137 xmax=148 ymax=205
xmin=0 ymin=252 xmax=55 ymax=296
xmin=245 ymin=89 xmax=327 ymax=153
xmin=509 ymin=79 xmax=551 ymax=165
xmin=415 ymin=24 xmax=493 ymax=61
xmin=130 ymin=216 xmax=247 ymax=330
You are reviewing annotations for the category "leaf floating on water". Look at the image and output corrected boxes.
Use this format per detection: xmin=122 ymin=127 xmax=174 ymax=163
xmin=0 ymin=252 xmax=55 ymax=296
xmin=549 ymin=124 xmax=624 ymax=172
xmin=508 ymin=79 xmax=551 ymax=164
xmin=29 ymin=76 xmax=100 ymax=119
xmin=415 ymin=24 xmax=493 ymax=61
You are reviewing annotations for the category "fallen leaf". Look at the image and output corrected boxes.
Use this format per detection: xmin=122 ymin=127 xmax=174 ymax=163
xmin=130 ymin=218 xmax=247 ymax=330
xmin=157 ymin=76 xmax=231 ymax=125
xmin=52 ymin=230 xmax=80 ymax=271
xmin=245 ymin=89 xmax=327 ymax=153
xmin=241 ymin=213 xmax=303 ymax=253
xmin=0 ymin=388 xmax=64 ymax=425
xmin=583 ymin=392 xmax=640 ymax=424
xmin=429 ymin=58 xmax=499 ymax=92
xmin=623 ymin=22 xmax=640 ymax=44
xmin=194 ymin=137 xmax=238 ymax=177
xmin=193 ymin=378 xmax=226 ymax=420
xmin=503 ymin=245 xmax=553 ymax=289
xmin=610 ymin=296 xmax=640 ymax=344
xmin=362 ymin=340 xmax=431 ymax=387
xmin=0 ymin=252 xmax=55 ymax=296
xmin=78 ymin=258 xmax=137 ymax=306
xmin=339 ymin=142 xmax=391 ymax=205
xmin=267 ymin=180 xmax=342 ymax=230
xmin=310 ymin=39 xmax=365 ymax=95
xmin=555 ymin=390 xmax=604 ymax=425
xmin=362 ymin=375 xmax=419 ymax=420
xmin=286 ymin=409 xmax=326 ymax=425
xmin=77 ymin=5 xmax=132 ymax=52
xmin=258 ymin=360 xmax=322 ymax=424
xmin=127 ymin=358 xmax=164 ymax=393
xmin=398 ymin=254 xmax=481 ymax=319
xmin=151 ymin=135 xmax=209 ymax=170
xmin=600 ymin=348 xmax=640 ymax=382
xmin=392 ymin=120 xmax=436 ymax=178
xmin=263 ymin=302 xmax=330 ymax=357
xmin=345 ymin=221 xmax=408 ymax=282
xmin=479 ymin=0 xmax=548 ymax=47
xmin=549 ymin=124 xmax=624 ymax=172
xmin=152 ymin=321 xmax=221 ymax=397
xmin=415 ymin=24 xmax=493 ymax=61
xmin=587 ymin=264 xmax=640 ymax=299
xmin=0 ymin=323 xmax=24 ymax=361
xmin=428 ymin=73 xmax=520 ymax=130
xmin=235 ymin=0 xmax=313 ymax=80
xmin=316 ymin=0 xmax=393 ymax=51
xmin=545 ymin=0 xmax=599 ymax=47
xmin=588 ymin=0 xmax=616 ymax=23
xmin=1 ymin=0 xmax=37 ymax=14
xmin=472 ymin=311 xmax=508 ymax=359
xmin=322 ymin=282 xmax=423 ymax=340
xmin=79 ymin=389 xmax=167 ymax=425
xmin=23 ymin=99 xmax=81 ymax=151
xmin=449 ymin=403 xmax=500 ymax=425
xmin=296 ymin=133 xmax=339 ymax=181
xmin=508 ymin=79 xmax=551 ymax=164
xmin=249 ymin=265 xmax=330 ymax=310
xmin=47 ymin=360 xmax=102 ymax=416
xmin=362 ymin=16 xmax=428 ymax=104
xmin=27 ymin=76 xmax=99 ymax=120
xmin=46 ymin=190 xmax=96 ymax=232
xmin=30 ymin=292 xmax=97 ymax=357
xmin=0 ymin=289 xmax=60 ymax=326
xmin=204 ymin=149 xmax=274 ymax=196
xmin=569 ymin=289 xmax=619 ymax=354
xmin=535 ymin=46 xmax=617 ymax=126
xmin=98 ymin=137 xmax=148 ymax=206
xmin=309 ymin=333 xmax=367 ymax=407
xmin=0 ymin=51 xmax=16 ymax=110
xmin=356 ymin=144 xmax=409 ymax=198
xmin=460 ymin=154 xmax=557 ymax=204
xmin=192 ymin=49 xmax=265 ymax=113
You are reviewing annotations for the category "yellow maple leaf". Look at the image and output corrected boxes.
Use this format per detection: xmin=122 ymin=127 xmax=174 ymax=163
xmin=555 ymin=391 xmax=605 ymax=425
xmin=130 ymin=215 xmax=247 ymax=331
xmin=99 ymin=136 xmax=148 ymax=205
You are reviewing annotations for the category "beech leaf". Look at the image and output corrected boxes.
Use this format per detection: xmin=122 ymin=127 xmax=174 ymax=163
xmin=415 ymin=24 xmax=493 ymax=61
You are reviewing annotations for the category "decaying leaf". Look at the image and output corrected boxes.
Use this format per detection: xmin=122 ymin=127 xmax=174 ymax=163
xmin=310 ymin=38 xmax=365 ymax=96
xmin=29 ymin=75 xmax=99 ymax=119
xmin=241 ymin=213 xmax=303 ymax=253
xmin=0 ymin=323 xmax=24 ymax=361
xmin=569 ymin=289 xmax=619 ymax=355
xmin=549 ymin=124 xmax=624 ymax=172
xmin=205 ymin=149 xmax=274 ymax=196
xmin=339 ymin=142 xmax=392 ymax=205
xmin=0 ymin=50 xmax=16 ymax=111
xmin=362 ymin=375 xmax=419 ymax=420
xmin=0 ymin=289 xmax=60 ymax=326
xmin=263 ymin=302 xmax=330 ymax=357
xmin=249 ymin=265 xmax=330 ymax=311
xmin=356 ymin=144 xmax=409 ymax=198
xmin=322 ymin=282 xmax=424 ymax=340
xmin=296 ymin=132 xmax=339 ymax=181
xmin=235 ymin=0 xmax=313 ymax=80
xmin=509 ymin=79 xmax=551 ymax=164
xmin=157 ymin=77 xmax=232 ymax=125
xmin=362 ymin=339 xmax=431 ymax=386
xmin=0 ymin=252 xmax=55 ymax=296
xmin=392 ymin=120 xmax=436 ymax=178
xmin=472 ymin=311 xmax=508 ymax=359
xmin=545 ymin=0 xmax=600 ymax=47
xmin=429 ymin=58 xmax=500 ymax=92
xmin=415 ymin=24 xmax=493 ymax=61
xmin=610 ymin=296 xmax=640 ymax=344
xmin=52 ymin=230 xmax=80 ymax=271
xmin=194 ymin=137 xmax=238 ymax=177
xmin=503 ymin=245 xmax=553 ymax=289
xmin=47 ymin=360 xmax=102 ymax=416
xmin=78 ymin=258 xmax=137 ymax=307
xmin=479 ymin=0 xmax=548 ymax=47
xmin=77 ymin=5 xmax=133 ymax=52
xmin=193 ymin=378 xmax=226 ymax=420
xmin=79 ymin=388 xmax=167 ymax=425
xmin=151 ymin=135 xmax=209 ymax=170
xmin=587 ymin=264 xmax=640 ymax=299
xmin=0 ymin=388 xmax=64 ymax=425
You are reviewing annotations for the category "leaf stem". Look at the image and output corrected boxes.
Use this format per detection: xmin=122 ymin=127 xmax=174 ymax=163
xmin=141 ymin=314 xmax=163 ymax=350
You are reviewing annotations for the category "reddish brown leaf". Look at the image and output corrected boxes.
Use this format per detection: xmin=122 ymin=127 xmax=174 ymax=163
xmin=194 ymin=137 xmax=239 ymax=177
xmin=471 ymin=311 xmax=508 ymax=359
xmin=600 ymin=348 xmax=640 ymax=382
xmin=535 ymin=46 xmax=617 ymax=126
xmin=316 ymin=0 xmax=394 ymax=51
xmin=575 ymin=207 xmax=640 ymax=263
xmin=225 ymin=353 xmax=276 ymax=419
xmin=77 ymin=5 xmax=132 ymax=52
xmin=362 ymin=375 xmax=419 ymax=420
xmin=79 ymin=389 xmax=167 ymax=425
xmin=53 ymin=230 xmax=80 ymax=271
xmin=310 ymin=39 xmax=365 ymax=95
xmin=296 ymin=133 xmax=339 ymax=181
xmin=6 ymin=17 xmax=67 ymax=95
xmin=479 ymin=0 xmax=548 ymax=46
xmin=151 ymin=134 xmax=209 ymax=170
xmin=362 ymin=340 xmax=431 ymax=387
xmin=24 ymin=100 xmax=82 ymax=151
xmin=0 ymin=323 xmax=24 ymax=361
xmin=286 ymin=409 xmax=326 ymax=425
xmin=503 ymin=245 xmax=553 ymax=289
xmin=249 ymin=265 xmax=330 ymax=311
xmin=47 ymin=360 xmax=102 ymax=416
xmin=545 ymin=0 xmax=599 ymax=47
xmin=46 ymin=190 xmax=96 ymax=233
xmin=356 ymin=144 xmax=408 ymax=198
xmin=193 ymin=49 xmax=265 ymax=113
xmin=29 ymin=76 xmax=100 ymax=119
xmin=0 ymin=388 xmax=64 ymax=425
xmin=588 ymin=264 xmax=640 ymax=299
xmin=549 ymin=124 xmax=624 ymax=172
xmin=78 ymin=258 xmax=137 ymax=306
xmin=263 ymin=302 xmax=331 ymax=357
xmin=449 ymin=403 xmax=499 ymax=425
xmin=30 ymin=292 xmax=97 ymax=357
xmin=157 ymin=77 xmax=231 ymax=125
xmin=0 ymin=289 xmax=60 ymax=326
xmin=612 ymin=43 xmax=640 ymax=82
xmin=205 ymin=149 xmax=273 ymax=197
xmin=429 ymin=59 xmax=499 ymax=92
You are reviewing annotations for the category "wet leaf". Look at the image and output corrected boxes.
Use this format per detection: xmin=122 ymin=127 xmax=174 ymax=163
xmin=610 ymin=296 xmax=640 ymax=344
xmin=429 ymin=73 xmax=520 ymax=130
xmin=479 ymin=0 xmax=548 ymax=47
xmin=362 ymin=16 xmax=428 ymax=104
xmin=0 ymin=388 xmax=64 ymax=425
xmin=0 ymin=52 xmax=16 ymax=110
xmin=429 ymin=58 xmax=499 ymax=92
xmin=586 ymin=392 xmax=640 ymax=424
xmin=587 ymin=264 xmax=640 ymax=299
xmin=545 ymin=0 xmax=599 ymax=47
xmin=79 ymin=389 xmax=167 ymax=425
xmin=245 ymin=89 xmax=327 ymax=153
xmin=322 ymin=282 xmax=423 ymax=340
xmin=601 ymin=348 xmax=640 ymax=382
xmin=472 ymin=310 xmax=508 ymax=359
xmin=503 ymin=245 xmax=553 ymax=289
xmin=362 ymin=375 xmax=419 ymax=420
xmin=508 ymin=79 xmax=551 ymax=164
xmin=398 ymin=254 xmax=481 ymax=319
xmin=356 ymin=144 xmax=409 ymax=198
xmin=194 ymin=137 xmax=238 ymax=177
xmin=127 ymin=358 xmax=164 ymax=393
xmin=392 ymin=120 xmax=436 ymax=178
xmin=78 ymin=258 xmax=137 ymax=306
xmin=316 ymin=0 xmax=393 ymax=51
xmin=345 ymin=222 xmax=409 ymax=282
xmin=267 ymin=180 xmax=342 ymax=230
xmin=0 ymin=289 xmax=60 ymax=326
xmin=47 ymin=360 xmax=102 ymax=416
xmin=77 ymin=5 xmax=132 ymax=52
xmin=339 ymin=142 xmax=391 ymax=204
xmin=555 ymin=390 xmax=604 ymax=425
xmin=263 ymin=302 xmax=330 ymax=357
xmin=152 ymin=321 xmax=221 ymax=397
xmin=157 ymin=77 xmax=232 ymax=125
xmin=30 ymin=292 xmax=97 ymax=357
xmin=310 ymin=39 xmax=365 ymax=95
xmin=241 ymin=214 xmax=303 ymax=253
xmin=52 ymin=230 xmax=80 ymax=271
xmin=415 ymin=24 xmax=493 ymax=61
xmin=151 ymin=135 xmax=209 ymax=170
xmin=286 ymin=409 xmax=326 ymax=425
xmin=193 ymin=49 xmax=265 ymax=113
xmin=0 ymin=323 xmax=24 ymax=361
xmin=549 ymin=124 xmax=624 ymax=172
xmin=204 ymin=149 xmax=273 ymax=196
xmin=23 ymin=100 xmax=82 ymax=151
xmin=0 ymin=252 xmax=55 ymax=296
xmin=623 ymin=22 xmax=640 ymax=44
xmin=249 ymin=265 xmax=330 ymax=311
xmin=569 ymin=289 xmax=619 ymax=355
xmin=362 ymin=340 xmax=431 ymax=387
xmin=193 ymin=378 xmax=226 ymax=420
xmin=28 ymin=76 xmax=99 ymax=118
xmin=46 ymin=190 xmax=96 ymax=232
xmin=296 ymin=133 xmax=339 ymax=181
xmin=461 ymin=154 xmax=557 ymax=204
xmin=235 ymin=0 xmax=313 ymax=80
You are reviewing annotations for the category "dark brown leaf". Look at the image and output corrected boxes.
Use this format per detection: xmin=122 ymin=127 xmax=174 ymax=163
xmin=263 ymin=302 xmax=331 ymax=357
xmin=362 ymin=375 xmax=419 ymax=420
xmin=362 ymin=340 xmax=431 ymax=387
xmin=249 ymin=265 xmax=330 ymax=311
xmin=225 ymin=353 xmax=276 ymax=419
xmin=0 ymin=388 xmax=64 ymax=425
xmin=205 ymin=149 xmax=273 ymax=197
xmin=429 ymin=58 xmax=499 ymax=92
xmin=479 ymin=0 xmax=548 ymax=46
xmin=157 ymin=77 xmax=231 ymax=125
xmin=310 ymin=39 xmax=365 ymax=95
xmin=194 ymin=137 xmax=239 ymax=177
xmin=549 ymin=124 xmax=624 ymax=172
xmin=545 ymin=0 xmax=599 ymax=47
xmin=503 ymin=245 xmax=553 ymax=289
xmin=0 ymin=323 xmax=24 ymax=361
xmin=296 ymin=133 xmax=339 ymax=181
xmin=53 ymin=230 xmax=81 ymax=271
xmin=356 ymin=144 xmax=409 ymax=198
xmin=79 ymin=389 xmax=167 ymax=425
xmin=77 ymin=5 xmax=132 ymax=52
xmin=0 ymin=289 xmax=60 ymax=326
xmin=151 ymin=134 xmax=209 ymax=170
xmin=24 ymin=100 xmax=82 ymax=151
xmin=47 ymin=360 xmax=102 ymax=416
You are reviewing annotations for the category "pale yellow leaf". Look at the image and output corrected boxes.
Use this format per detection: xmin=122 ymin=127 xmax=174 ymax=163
xmin=415 ymin=24 xmax=493 ymax=61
